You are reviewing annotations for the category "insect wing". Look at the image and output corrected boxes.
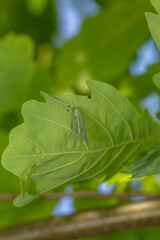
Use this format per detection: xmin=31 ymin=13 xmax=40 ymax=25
xmin=71 ymin=108 xmax=81 ymax=142
xmin=71 ymin=108 xmax=88 ymax=144
xmin=78 ymin=110 xmax=88 ymax=144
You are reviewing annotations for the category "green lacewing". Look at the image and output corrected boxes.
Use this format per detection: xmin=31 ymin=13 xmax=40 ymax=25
xmin=70 ymin=107 xmax=88 ymax=144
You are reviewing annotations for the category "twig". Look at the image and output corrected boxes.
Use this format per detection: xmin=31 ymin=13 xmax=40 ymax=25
xmin=1 ymin=200 xmax=160 ymax=240
xmin=1 ymin=192 xmax=160 ymax=201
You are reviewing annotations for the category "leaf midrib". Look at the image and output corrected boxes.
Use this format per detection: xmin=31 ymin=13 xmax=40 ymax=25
xmin=25 ymin=138 xmax=160 ymax=178
xmin=21 ymin=140 xmax=151 ymax=203
xmin=6 ymin=137 xmax=160 ymax=161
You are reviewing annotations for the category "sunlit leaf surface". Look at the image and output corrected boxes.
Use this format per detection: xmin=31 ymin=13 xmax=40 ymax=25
xmin=150 ymin=0 xmax=160 ymax=13
xmin=2 ymin=80 xmax=160 ymax=206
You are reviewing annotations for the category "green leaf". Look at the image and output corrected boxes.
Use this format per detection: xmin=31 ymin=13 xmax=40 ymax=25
xmin=153 ymin=72 xmax=160 ymax=89
xmin=124 ymin=146 xmax=160 ymax=178
xmin=124 ymin=2 xmax=160 ymax=180
xmin=107 ymin=172 xmax=132 ymax=184
xmin=150 ymin=0 xmax=160 ymax=13
xmin=27 ymin=64 xmax=56 ymax=101
xmin=26 ymin=0 xmax=48 ymax=15
xmin=0 ymin=129 xmax=57 ymax=228
xmin=120 ymin=64 xmax=160 ymax=100
xmin=145 ymin=12 xmax=160 ymax=51
xmin=2 ymin=80 xmax=160 ymax=206
xmin=142 ymin=175 xmax=160 ymax=193
xmin=0 ymin=33 xmax=34 ymax=114
xmin=0 ymin=33 xmax=55 ymax=118
xmin=0 ymin=0 xmax=56 ymax=47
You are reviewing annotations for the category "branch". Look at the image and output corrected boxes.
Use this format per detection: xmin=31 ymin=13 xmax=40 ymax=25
xmin=1 ymin=200 xmax=160 ymax=240
xmin=1 ymin=192 xmax=160 ymax=201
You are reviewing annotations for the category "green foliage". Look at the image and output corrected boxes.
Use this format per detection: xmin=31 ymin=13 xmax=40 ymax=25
xmin=57 ymin=0 xmax=152 ymax=87
xmin=79 ymin=227 xmax=160 ymax=240
xmin=142 ymin=175 xmax=160 ymax=193
xmin=124 ymin=0 xmax=160 ymax=179
xmin=0 ymin=0 xmax=56 ymax=46
xmin=153 ymin=72 xmax=160 ymax=89
xmin=74 ymin=197 xmax=119 ymax=212
xmin=2 ymin=80 xmax=160 ymax=206
xmin=150 ymin=0 xmax=160 ymax=13
xmin=0 ymin=128 xmax=58 ymax=228
xmin=0 ymin=33 xmax=34 ymax=114
xmin=125 ymin=146 xmax=160 ymax=178
xmin=0 ymin=32 xmax=56 ymax=226
xmin=0 ymin=33 xmax=55 ymax=116
xmin=0 ymin=0 xmax=160 ymax=236
xmin=26 ymin=0 xmax=48 ymax=15
xmin=146 ymin=11 xmax=160 ymax=51
xmin=119 ymin=64 xmax=160 ymax=100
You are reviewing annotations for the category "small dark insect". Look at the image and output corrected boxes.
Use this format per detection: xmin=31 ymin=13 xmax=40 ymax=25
xmin=67 ymin=109 xmax=70 ymax=112
xmin=88 ymin=96 xmax=91 ymax=99
xmin=68 ymin=105 xmax=71 ymax=107
xmin=25 ymin=160 xmax=40 ymax=180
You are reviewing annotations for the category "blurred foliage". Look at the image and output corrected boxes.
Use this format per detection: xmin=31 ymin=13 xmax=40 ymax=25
xmin=0 ymin=128 xmax=58 ymax=229
xmin=79 ymin=227 xmax=160 ymax=240
xmin=0 ymin=0 xmax=56 ymax=47
xmin=122 ymin=2 xmax=160 ymax=179
xmin=0 ymin=34 xmax=34 ymax=114
xmin=150 ymin=0 xmax=160 ymax=13
xmin=0 ymin=0 xmax=160 ymax=239
xmin=56 ymin=0 xmax=153 ymax=89
xmin=119 ymin=63 xmax=160 ymax=100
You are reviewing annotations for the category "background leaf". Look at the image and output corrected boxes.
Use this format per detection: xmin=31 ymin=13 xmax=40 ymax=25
xmin=153 ymin=72 xmax=160 ymax=89
xmin=0 ymin=33 xmax=34 ymax=114
xmin=125 ymin=146 xmax=160 ymax=178
xmin=146 ymin=11 xmax=160 ymax=51
xmin=0 ymin=0 xmax=56 ymax=47
xmin=124 ymin=0 xmax=160 ymax=179
xmin=56 ymin=0 xmax=153 ymax=87
xmin=150 ymin=0 xmax=160 ymax=13
xmin=119 ymin=63 xmax=160 ymax=100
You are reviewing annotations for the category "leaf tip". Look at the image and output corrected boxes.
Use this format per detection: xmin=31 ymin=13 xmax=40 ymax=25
xmin=13 ymin=193 xmax=37 ymax=207
xmin=40 ymin=91 xmax=48 ymax=101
